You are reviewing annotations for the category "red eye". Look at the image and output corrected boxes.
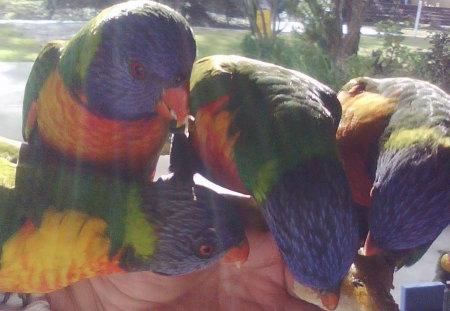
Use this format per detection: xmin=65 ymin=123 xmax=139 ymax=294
xmin=198 ymin=245 xmax=214 ymax=258
xmin=130 ymin=61 xmax=146 ymax=80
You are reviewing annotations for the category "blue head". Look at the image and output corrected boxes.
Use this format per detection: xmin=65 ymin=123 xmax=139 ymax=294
xmin=75 ymin=1 xmax=196 ymax=120
xmin=262 ymin=160 xmax=359 ymax=293
xmin=125 ymin=177 xmax=246 ymax=275
xmin=370 ymin=145 xmax=450 ymax=251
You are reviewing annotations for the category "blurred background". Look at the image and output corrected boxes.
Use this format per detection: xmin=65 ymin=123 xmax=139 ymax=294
xmin=0 ymin=0 xmax=449 ymax=306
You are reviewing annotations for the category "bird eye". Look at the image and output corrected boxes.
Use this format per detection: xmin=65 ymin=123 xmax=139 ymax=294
xmin=130 ymin=61 xmax=146 ymax=80
xmin=197 ymin=244 xmax=214 ymax=258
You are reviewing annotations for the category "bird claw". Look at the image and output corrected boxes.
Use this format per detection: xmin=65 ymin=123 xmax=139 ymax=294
xmin=1 ymin=292 xmax=31 ymax=307
xmin=19 ymin=293 xmax=31 ymax=307
xmin=351 ymin=277 xmax=365 ymax=288
xmin=1 ymin=292 xmax=11 ymax=304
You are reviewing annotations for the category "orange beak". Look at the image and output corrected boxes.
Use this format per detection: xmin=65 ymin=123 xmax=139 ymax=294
xmin=316 ymin=289 xmax=340 ymax=311
xmin=155 ymin=83 xmax=189 ymax=128
xmin=440 ymin=253 xmax=450 ymax=273
xmin=363 ymin=231 xmax=382 ymax=256
xmin=219 ymin=237 xmax=250 ymax=267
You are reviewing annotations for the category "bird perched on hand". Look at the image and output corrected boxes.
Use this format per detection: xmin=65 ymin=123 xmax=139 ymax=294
xmin=22 ymin=0 xmax=196 ymax=179
xmin=337 ymin=77 xmax=450 ymax=268
xmin=0 ymin=137 xmax=248 ymax=295
xmin=172 ymin=55 xmax=359 ymax=310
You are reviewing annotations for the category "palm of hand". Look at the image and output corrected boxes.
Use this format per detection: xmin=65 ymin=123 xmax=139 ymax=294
xmin=47 ymin=229 xmax=321 ymax=311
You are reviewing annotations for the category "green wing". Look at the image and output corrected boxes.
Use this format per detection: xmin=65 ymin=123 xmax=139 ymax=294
xmin=13 ymin=146 xmax=130 ymax=255
xmin=22 ymin=41 xmax=64 ymax=141
xmin=0 ymin=138 xmax=152 ymax=270
xmin=190 ymin=56 xmax=341 ymax=200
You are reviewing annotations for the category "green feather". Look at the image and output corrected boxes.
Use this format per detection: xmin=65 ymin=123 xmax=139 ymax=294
xmin=189 ymin=55 xmax=234 ymax=114
xmin=59 ymin=18 xmax=103 ymax=94
xmin=124 ymin=187 xmax=156 ymax=258
xmin=383 ymin=127 xmax=450 ymax=150
xmin=22 ymin=41 xmax=63 ymax=140
xmin=190 ymin=56 xmax=341 ymax=201
xmin=9 ymin=143 xmax=154 ymax=257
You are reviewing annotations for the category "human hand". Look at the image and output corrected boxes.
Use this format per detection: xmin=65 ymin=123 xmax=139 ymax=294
xmin=46 ymin=227 xmax=322 ymax=311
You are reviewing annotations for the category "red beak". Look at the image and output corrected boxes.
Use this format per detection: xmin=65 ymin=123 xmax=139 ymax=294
xmin=363 ymin=231 xmax=382 ymax=256
xmin=219 ymin=236 xmax=250 ymax=267
xmin=155 ymin=83 xmax=189 ymax=127
xmin=315 ymin=288 xmax=340 ymax=310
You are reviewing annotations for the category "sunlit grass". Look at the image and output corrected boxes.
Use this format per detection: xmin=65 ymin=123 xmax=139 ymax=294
xmin=196 ymin=28 xmax=431 ymax=59
xmin=0 ymin=25 xmax=41 ymax=61
xmin=0 ymin=24 xmax=433 ymax=62
xmin=359 ymin=35 xmax=430 ymax=56
xmin=194 ymin=27 xmax=247 ymax=58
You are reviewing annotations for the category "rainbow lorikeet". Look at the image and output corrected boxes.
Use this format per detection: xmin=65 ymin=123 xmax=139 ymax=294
xmin=22 ymin=0 xmax=196 ymax=179
xmin=0 ymin=136 xmax=248 ymax=295
xmin=172 ymin=55 xmax=359 ymax=310
xmin=337 ymin=77 xmax=450 ymax=268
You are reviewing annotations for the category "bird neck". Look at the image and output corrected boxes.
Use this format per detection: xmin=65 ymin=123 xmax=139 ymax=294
xmin=36 ymin=70 xmax=170 ymax=176
xmin=189 ymin=95 xmax=249 ymax=194
xmin=261 ymin=158 xmax=357 ymax=291
xmin=336 ymin=92 xmax=398 ymax=206
xmin=59 ymin=18 xmax=101 ymax=95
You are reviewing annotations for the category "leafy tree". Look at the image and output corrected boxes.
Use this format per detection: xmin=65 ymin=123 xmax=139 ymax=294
xmin=231 ymin=0 xmax=289 ymax=39
xmin=234 ymin=0 xmax=371 ymax=66
xmin=291 ymin=0 xmax=371 ymax=65
xmin=420 ymin=32 xmax=450 ymax=92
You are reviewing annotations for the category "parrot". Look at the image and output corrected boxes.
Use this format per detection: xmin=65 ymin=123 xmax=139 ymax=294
xmin=0 ymin=136 xmax=248 ymax=296
xmin=22 ymin=0 xmax=196 ymax=180
xmin=171 ymin=55 xmax=359 ymax=310
xmin=336 ymin=77 xmax=450 ymax=269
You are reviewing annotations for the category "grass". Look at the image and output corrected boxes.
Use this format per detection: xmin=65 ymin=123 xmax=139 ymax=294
xmin=0 ymin=25 xmax=432 ymax=62
xmin=194 ymin=27 xmax=246 ymax=58
xmin=359 ymin=35 xmax=430 ymax=56
xmin=195 ymin=27 xmax=432 ymax=60
xmin=0 ymin=25 xmax=41 ymax=61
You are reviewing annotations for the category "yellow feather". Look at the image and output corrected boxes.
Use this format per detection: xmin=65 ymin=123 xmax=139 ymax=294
xmin=0 ymin=208 xmax=123 ymax=293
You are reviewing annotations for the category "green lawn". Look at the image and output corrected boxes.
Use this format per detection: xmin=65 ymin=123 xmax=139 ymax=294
xmin=0 ymin=26 xmax=248 ymax=62
xmin=0 ymin=25 xmax=41 ymax=61
xmin=0 ymin=25 xmax=432 ymax=62
xmin=194 ymin=27 xmax=246 ymax=59
xmin=359 ymin=35 xmax=430 ymax=56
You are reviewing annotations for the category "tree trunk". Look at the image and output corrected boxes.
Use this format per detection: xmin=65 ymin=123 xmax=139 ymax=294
xmin=301 ymin=0 xmax=371 ymax=66
xmin=337 ymin=0 xmax=371 ymax=63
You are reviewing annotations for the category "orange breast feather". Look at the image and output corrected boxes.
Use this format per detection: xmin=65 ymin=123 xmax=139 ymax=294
xmin=336 ymin=91 xmax=398 ymax=206
xmin=190 ymin=95 xmax=248 ymax=194
xmin=0 ymin=208 xmax=124 ymax=293
xmin=36 ymin=70 xmax=169 ymax=174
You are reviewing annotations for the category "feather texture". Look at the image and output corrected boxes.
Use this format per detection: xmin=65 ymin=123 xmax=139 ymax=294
xmin=181 ymin=55 xmax=359 ymax=293
xmin=0 ymin=138 xmax=246 ymax=294
xmin=338 ymin=77 xmax=450 ymax=266
xmin=22 ymin=1 xmax=196 ymax=178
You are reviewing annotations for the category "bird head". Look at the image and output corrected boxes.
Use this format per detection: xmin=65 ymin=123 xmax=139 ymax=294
xmin=61 ymin=1 xmax=196 ymax=127
xmin=261 ymin=160 xmax=359 ymax=305
xmin=367 ymin=146 xmax=450 ymax=253
xmin=134 ymin=176 xmax=248 ymax=275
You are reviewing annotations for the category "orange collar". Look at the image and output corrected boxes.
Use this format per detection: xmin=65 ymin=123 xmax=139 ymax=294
xmin=36 ymin=70 xmax=170 ymax=175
